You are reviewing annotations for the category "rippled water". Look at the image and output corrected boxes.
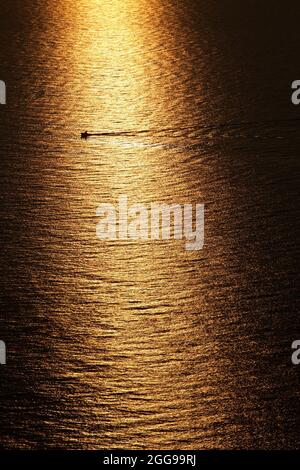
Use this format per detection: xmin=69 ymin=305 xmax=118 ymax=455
xmin=0 ymin=0 xmax=299 ymax=449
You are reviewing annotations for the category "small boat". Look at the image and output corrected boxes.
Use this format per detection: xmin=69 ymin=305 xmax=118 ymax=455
xmin=81 ymin=130 xmax=140 ymax=139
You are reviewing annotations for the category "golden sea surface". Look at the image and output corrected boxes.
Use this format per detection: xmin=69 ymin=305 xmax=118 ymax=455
xmin=0 ymin=0 xmax=299 ymax=449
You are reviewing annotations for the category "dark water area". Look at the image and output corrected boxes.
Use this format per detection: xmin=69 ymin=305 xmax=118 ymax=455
xmin=0 ymin=0 xmax=299 ymax=449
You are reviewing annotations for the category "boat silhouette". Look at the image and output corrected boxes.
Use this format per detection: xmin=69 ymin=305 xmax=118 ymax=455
xmin=81 ymin=130 xmax=137 ymax=139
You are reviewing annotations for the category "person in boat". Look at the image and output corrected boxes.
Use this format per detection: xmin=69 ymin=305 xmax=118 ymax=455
xmin=81 ymin=131 xmax=88 ymax=139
